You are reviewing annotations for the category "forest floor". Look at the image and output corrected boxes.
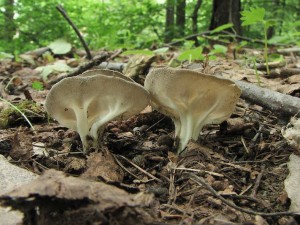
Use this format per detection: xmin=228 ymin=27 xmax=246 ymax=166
xmin=0 ymin=45 xmax=299 ymax=225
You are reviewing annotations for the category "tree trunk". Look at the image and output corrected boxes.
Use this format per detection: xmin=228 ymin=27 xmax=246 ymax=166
xmin=191 ymin=0 xmax=203 ymax=46
xmin=175 ymin=0 xmax=186 ymax=38
xmin=3 ymin=0 xmax=15 ymax=41
xmin=165 ymin=0 xmax=175 ymax=43
xmin=267 ymin=0 xmax=280 ymax=39
xmin=209 ymin=0 xmax=241 ymax=35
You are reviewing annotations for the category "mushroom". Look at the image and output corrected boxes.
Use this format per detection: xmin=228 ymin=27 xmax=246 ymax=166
xmin=144 ymin=67 xmax=241 ymax=153
xmin=80 ymin=69 xmax=134 ymax=82
xmin=45 ymin=70 xmax=149 ymax=152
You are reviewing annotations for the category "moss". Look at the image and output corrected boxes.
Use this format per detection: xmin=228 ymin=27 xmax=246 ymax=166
xmin=0 ymin=100 xmax=46 ymax=129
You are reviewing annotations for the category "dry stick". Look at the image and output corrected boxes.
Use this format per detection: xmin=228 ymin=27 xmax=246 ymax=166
xmin=188 ymin=173 xmax=300 ymax=217
xmin=251 ymin=165 xmax=265 ymax=197
xmin=56 ymin=4 xmax=92 ymax=60
xmin=48 ymin=53 xmax=109 ymax=85
xmin=234 ymin=79 xmax=300 ymax=117
xmin=165 ymin=30 xmax=286 ymax=47
xmin=112 ymin=154 xmax=141 ymax=181
xmin=117 ymin=155 xmax=163 ymax=183
xmin=220 ymin=31 xmax=286 ymax=47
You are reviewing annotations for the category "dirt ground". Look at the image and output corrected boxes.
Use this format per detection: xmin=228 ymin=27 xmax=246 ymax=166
xmin=0 ymin=47 xmax=299 ymax=225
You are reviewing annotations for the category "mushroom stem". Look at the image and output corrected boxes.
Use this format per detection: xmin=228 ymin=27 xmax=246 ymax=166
xmin=90 ymin=103 xmax=127 ymax=145
xmin=174 ymin=120 xmax=181 ymax=137
xmin=178 ymin=113 xmax=194 ymax=153
xmin=74 ymin=108 xmax=90 ymax=151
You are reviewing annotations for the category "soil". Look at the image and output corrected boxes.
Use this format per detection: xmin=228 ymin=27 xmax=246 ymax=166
xmin=0 ymin=48 xmax=299 ymax=225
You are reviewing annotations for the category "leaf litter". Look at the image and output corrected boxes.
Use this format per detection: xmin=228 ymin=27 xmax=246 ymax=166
xmin=0 ymin=46 xmax=300 ymax=225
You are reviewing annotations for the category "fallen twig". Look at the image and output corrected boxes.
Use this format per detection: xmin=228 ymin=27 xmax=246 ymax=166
xmin=48 ymin=53 xmax=109 ymax=86
xmin=117 ymin=155 xmax=163 ymax=183
xmin=234 ymin=79 xmax=300 ymax=117
xmin=251 ymin=165 xmax=265 ymax=197
xmin=56 ymin=4 xmax=92 ymax=60
xmin=112 ymin=154 xmax=141 ymax=181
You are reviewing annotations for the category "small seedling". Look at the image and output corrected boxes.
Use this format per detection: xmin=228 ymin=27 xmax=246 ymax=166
xmin=32 ymin=81 xmax=44 ymax=91
xmin=241 ymin=7 xmax=276 ymax=75
xmin=252 ymin=57 xmax=261 ymax=86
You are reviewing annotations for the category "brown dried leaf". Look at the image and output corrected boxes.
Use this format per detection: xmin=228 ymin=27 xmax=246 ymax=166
xmin=81 ymin=149 xmax=124 ymax=182
xmin=9 ymin=131 xmax=31 ymax=160
xmin=284 ymin=154 xmax=300 ymax=211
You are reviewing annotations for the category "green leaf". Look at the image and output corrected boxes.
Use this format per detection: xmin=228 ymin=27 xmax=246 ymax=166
xmin=241 ymin=7 xmax=265 ymax=26
xmin=210 ymin=44 xmax=228 ymax=55
xmin=210 ymin=23 xmax=234 ymax=34
xmin=292 ymin=32 xmax=300 ymax=36
xmin=153 ymin=47 xmax=169 ymax=54
xmin=177 ymin=47 xmax=204 ymax=61
xmin=0 ymin=52 xmax=14 ymax=60
xmin=35 ymin=61 xmax=72 ymax=80
xmin=265 ymin=19 xmax=277 ymax=29
xmin=31 ymin=81 xmax=44 ymax=91
xmin=122 ymin=49 xmax=154 ymax=56
xmin=48 ymin=39 xmax=72 ymax=55
xmin=269 ymin=53 xmax=284 ymax=62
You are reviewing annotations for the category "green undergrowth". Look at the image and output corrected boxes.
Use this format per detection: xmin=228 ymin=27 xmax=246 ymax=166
xmin=0 ymin=99 xmax=46 ymax=130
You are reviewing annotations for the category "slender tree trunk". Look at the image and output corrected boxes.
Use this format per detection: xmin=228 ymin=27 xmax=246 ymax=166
xmin=267 ymin=0 xmax=280 ymax=39
xmin=3 ymin=0 xmax=15 ymax=41
xmin=209 ymin=0 xmax=241 ymax=35
xmin=175 ymin=0 xmax=186 ymax=38
xmin=165 ymin=0 xmax=175 ymax=43
xmin=191 ymin=0 xmax=203 ymax=46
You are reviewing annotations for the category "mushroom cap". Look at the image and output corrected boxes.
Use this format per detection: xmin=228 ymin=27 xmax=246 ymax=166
xmin=80 ymin=69 xmax=134 ymax=82
xmin=144 ymin=67 xmax=241 ymax=153
xmin=45 ymin=73 xmax=149 ymax=150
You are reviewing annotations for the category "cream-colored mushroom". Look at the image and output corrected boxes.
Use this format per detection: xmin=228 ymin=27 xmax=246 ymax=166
xmin=80 ymin=69 xmax=134 ymax=82
xmin=45 ymin=70 xmax=149 ymax=152
xmin=144 ymin=67 xmax=241 ymax=153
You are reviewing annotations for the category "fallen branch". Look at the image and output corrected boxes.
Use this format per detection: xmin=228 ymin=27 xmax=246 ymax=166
xmin=48 ymin=53 xmax=109 ymax=86
xmin=98 ymin=62 xmax=300 ymax=117
xmin=165 ymin=30 xmax=287 ymax=47
xmin=56 ymin=5 xmax=92 ymax=60
xmin=234 ymin=79 xmax=300 ymax=117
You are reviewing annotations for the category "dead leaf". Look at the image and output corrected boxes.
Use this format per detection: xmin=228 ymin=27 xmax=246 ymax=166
xmin=276 ymin=83 xmax=300 ymax=95
xmin=282 ymin=117 xmax=300 ymax=151
xmin=286 ymin=74 xmax=300 ymax=84
xmin=284 ymin=154 xmax=300 ymax=211
xmin=64 ymin=157 xmax=86 ymax=173
xmin=9 ymin=131 xmax=31 ymax=160
xmin=81 ymin=149 xmax=124 ymax=182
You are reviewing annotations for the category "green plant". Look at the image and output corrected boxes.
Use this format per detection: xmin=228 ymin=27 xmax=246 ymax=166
xmin=241 ymin=7 xmax=275 ymax=75
xmin=177 ymin=47 xmax=205 ymax=62
xmin=32 ymin=81 xmax=44 ymax=91
xmin=0 ymin=97 xmax=35 ymax=131
xmin=252 ymin=57 xmax=261 ymax=86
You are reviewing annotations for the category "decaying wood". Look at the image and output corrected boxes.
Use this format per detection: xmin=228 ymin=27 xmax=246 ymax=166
xmin=234 ymin=79 xmax=300 ymax=117
xmin=98 ymin=61 xmax=126 ymax=71
xmin=269 ymin=67 xmax=300 ymax=78
xmin=250 ymin=60 xmax=286 ymax=70
xmin=277 ymin=47 xmax=300 ymax=54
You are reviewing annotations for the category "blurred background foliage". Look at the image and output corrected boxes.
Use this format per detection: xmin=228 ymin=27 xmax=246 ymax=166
xmin=0 ymin=0 xmax=299 ymax=54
